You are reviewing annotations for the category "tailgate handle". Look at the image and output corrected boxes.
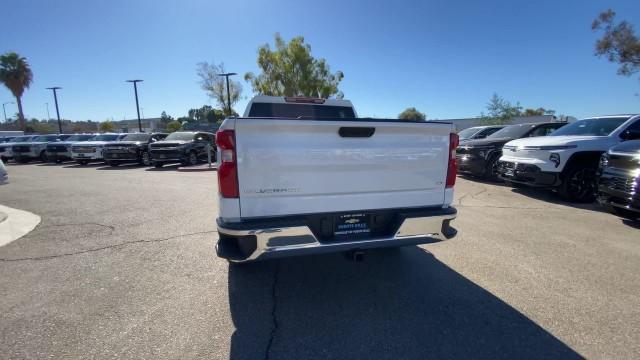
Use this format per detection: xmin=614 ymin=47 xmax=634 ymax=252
xmin=338 ymin=127 xmax=375 ymax=138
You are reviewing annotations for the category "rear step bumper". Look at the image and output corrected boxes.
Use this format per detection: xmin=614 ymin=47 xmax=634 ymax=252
xmin=216 ymin=207 xmax=457 ymax=263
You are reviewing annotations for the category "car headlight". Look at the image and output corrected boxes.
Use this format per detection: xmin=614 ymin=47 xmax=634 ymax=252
xmin=549 ymin=153 xmax=561 ymax=168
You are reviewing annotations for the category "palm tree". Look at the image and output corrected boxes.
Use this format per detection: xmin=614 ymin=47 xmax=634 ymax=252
xmin=0 ymin=52 xmax=33 ymax=131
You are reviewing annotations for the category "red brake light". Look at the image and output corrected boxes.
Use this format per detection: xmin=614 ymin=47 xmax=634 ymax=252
xmin=446 ymin=133 xmax=459 ymax=188
xmin=215 ymin=129 xmax=239 ymax=198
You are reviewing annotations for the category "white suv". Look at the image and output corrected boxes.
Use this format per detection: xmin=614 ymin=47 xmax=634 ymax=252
xmin=498 ymin=115 xmax=640 ymax=202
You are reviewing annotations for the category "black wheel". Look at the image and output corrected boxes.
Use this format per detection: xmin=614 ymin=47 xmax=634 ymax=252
xmin=55 ymin=159 xmax=62 ymax=164
xmin=187 ymin=151 xmax=198 ymax=166
xmin=483 ymin=154 xmax=501 ymax=181
xmin=39 ymin=151 xmax=48 ymax=162
xmin=559 ymin=165 xmax=597 ymax=202
xmin=108 ymin=161 xmax=119 ymax=167
xmin=139 ymin=151 xmax=151 ymax=166
xmin=77 ymin=160 xmax=89 ymax=165
xmin=154 ymin=162 xmax=163 ymax=168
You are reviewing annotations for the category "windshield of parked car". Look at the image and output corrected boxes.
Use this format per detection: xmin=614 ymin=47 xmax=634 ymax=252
xmin=11 ymin=136 xmax=35 ymax=143
xmin=488 ymin=124 xmax=538 ymax=139
xmin=549 ymin=117 xmax=629 ymax=136
xmin=65 ymin=135 xmax=95 ymax=141
xmin=164 ymin=132 xmax=194 ymax=141
xmin=91 ymin=134 xmax=120 ymax=141
xmin=248 ymin=103 xmax=356 ymax=118
xmin=122 ymin=134 xmax=151 ymax=141
xmin=33 ymin=135 xmax=60 ymax=142
xmin=457 ymin=127 xmax=481 ymax=139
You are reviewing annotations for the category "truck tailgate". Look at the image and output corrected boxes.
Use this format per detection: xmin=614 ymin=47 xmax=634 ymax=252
xmin=235 ymin=119 xmax=452 ymax=218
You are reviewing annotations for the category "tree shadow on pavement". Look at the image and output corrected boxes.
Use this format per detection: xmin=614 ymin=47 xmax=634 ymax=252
xmin=228 ymin=247 xmax=582 ymax=360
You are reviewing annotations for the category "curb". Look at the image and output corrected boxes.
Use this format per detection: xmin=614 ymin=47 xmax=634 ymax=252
xmin=0 ymin=205 xmax=41 ymax=247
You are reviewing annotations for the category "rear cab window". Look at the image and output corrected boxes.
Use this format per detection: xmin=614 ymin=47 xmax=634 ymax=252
xmin=248 ymin=103 xmax=356 ymax=118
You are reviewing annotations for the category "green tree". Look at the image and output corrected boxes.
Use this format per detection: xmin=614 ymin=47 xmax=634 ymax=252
xmin=479 ymin=93 xmax=523 ymax=125
xmin=398 ymin=107 xmax=426 ymax=121
xmin=592 ymin=9 xmax=640 ymax=81
xmin=99 ymin=120 xmax=117 ymax=132
xmin=197 ymin=62 xmax=242 ymax=116
xmin=523 ymin=107 xmax=556 ymax=116
xmin=160 ymin=111 xmax=174 ymax=124
xmin=244 ymin=33 xmax=344 ymax=99
xmin=166 ymin=120 xmax=182 ymax=133
xmin=0 ymin=52 xmax=33 ymax=131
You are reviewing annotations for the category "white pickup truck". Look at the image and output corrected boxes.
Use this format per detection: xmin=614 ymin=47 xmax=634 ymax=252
xmin=214 ymin=95 xmax=458 ymax=263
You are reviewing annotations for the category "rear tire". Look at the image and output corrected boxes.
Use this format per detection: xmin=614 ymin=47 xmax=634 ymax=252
xmin=108 ymin=161 xmax=119 ymax=167
xmin=39 ymin=151 xmax=47 ymax=162
xmin=559 ymin=163 xmax=597 ymax=203
xmin=77 ymin=160 xmax=89 ymax=165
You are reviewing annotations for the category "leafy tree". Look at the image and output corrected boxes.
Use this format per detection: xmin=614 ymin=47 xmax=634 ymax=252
xmin=197 ymin=62 xmax=242 ymax=116
xmin=592 ymin=9 xmax=640 ymax=81
xmin=99 ymin=120 xmax=116 ymax=132
xmin=479 ymin=93 xmax=523 ymax=125
xmin=188 ymin=105 xmax=226 ymax=124
xmin=160 ymin=111 xmax=174 ymax=124
xmin=398 ymin=107 xmax=426 ymax=120
xmin=166 ymin=120 xmax=182 ymax=133
xmin=244 ymin=33 xmax=344 ymax=99
xmin=0 ymin=52 xmax=33 ymax=131
xmin=523 ymin=107 xmax=556 ymax=116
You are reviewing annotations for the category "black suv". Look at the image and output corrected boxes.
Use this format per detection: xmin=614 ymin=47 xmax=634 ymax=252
xmin=457 ymin=122 xmax=567 ymax=180
xmin=596 ymin=141 xmax=640 ymax=219
xmin=148 ymin=131 xmax=215 ymax=168
xmin=103 ymin=132 xmax=168 ymax=166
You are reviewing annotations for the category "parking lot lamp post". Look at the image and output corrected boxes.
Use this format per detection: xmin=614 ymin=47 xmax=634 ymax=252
xmin=2 ymin=101 xmax=14 ymax=122
xmin=217 ymin=73 xmax=237 ymax=117
xmin=126 ymin=80 xmax=143 ymax=132
xmin=46 ymin=87 xmax=63 ymax=134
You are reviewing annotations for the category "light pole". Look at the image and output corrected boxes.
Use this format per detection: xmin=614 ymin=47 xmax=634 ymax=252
xmin=126 ymin=80 xmax=143 ymax=132
xmin=2 ymin=102 xmax=14 ymax=122
xmin=217 ymin=72 xmax=237 ymax=116
xmin=45 ymin=102 xmax=51 ymax=121
xmin=46 ymin=87 xmax=63 ymax=134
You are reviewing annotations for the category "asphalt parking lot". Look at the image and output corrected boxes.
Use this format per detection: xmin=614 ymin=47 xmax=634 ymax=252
xmin=0 ymin=163 xmax=638 ymax=359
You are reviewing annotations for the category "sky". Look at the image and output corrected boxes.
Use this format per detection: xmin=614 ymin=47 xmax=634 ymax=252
xmin=1 ymin=0 xmax=639 ymax=122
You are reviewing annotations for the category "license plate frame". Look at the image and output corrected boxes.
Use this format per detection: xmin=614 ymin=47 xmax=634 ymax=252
xmin=333 ymin=213 xmax=371 ymax=238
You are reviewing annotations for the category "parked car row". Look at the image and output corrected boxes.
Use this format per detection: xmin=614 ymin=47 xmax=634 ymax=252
xmin=457 ymin=115 xmax=640 ymax=220
xmin=0 ymin=131 xmax=217 ymax=168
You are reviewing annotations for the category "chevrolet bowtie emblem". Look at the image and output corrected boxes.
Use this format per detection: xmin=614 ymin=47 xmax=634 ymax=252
xmin=345 ymin=218 xmax=360 ymax=224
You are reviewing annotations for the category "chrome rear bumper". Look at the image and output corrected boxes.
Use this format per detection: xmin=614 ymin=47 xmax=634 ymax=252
xmin=216 ymin=207 xmax=456 ymax=263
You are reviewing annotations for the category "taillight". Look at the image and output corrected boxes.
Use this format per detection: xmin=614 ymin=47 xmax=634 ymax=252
xmin=446 ymin=133 xmax=459 ymax=188
xmin=215 ymin=129 xmax=239 ymax=198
